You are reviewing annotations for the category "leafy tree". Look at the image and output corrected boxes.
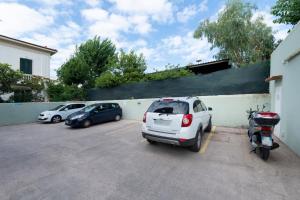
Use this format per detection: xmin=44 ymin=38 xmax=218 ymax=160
xmin=95 ymin=50 xmax=146 ymax=88
xmin=194 ymin=0 xmax=275 ymax=66
xmin=58 ymin=55 xmax=90 ymax=87
xmin=58 ymin=36 xmax=116 ymax=88
xmin=0 ymin=63 xmax=22 ymax=94
xmin=112 ymin=50 xmax=147 ymax=82
xmin=145 ymin=64 xmax=192 ymax=81
xmin=272 ymin=0 xmax=300 ymax=25
xmin=1 ymin=63 xmax=47 ymax=102
xmin=77 ymin=36 xmax=116 ymax=78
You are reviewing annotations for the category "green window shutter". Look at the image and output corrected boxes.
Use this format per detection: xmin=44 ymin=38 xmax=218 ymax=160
xmin=20 ymin=58 xmax=32 ymax=74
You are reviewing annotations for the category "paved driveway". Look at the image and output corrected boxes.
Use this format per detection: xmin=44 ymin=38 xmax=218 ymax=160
xmin=0 ymin=120 xmax=300 ymax=200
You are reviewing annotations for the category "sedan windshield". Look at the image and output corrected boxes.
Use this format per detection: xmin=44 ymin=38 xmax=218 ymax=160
xmin=82 ymin=105 xmax=97 ymax=112
xmin=49 ymin=105 xmax=65 ymax=111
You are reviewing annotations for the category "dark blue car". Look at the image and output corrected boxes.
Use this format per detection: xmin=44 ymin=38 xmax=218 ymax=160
xmin=65 ymin=103 xmax=122 ymax=128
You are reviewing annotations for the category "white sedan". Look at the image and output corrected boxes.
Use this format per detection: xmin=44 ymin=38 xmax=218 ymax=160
xmin=38 ymin=103 xmax=86 ymax=123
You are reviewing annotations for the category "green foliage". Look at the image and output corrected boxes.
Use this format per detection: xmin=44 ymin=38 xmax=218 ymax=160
xmin=0 ymin=63 xmax=22 ymax=94
xmin=78 ymin=36 xmax=116 ymax=77
xmin=145 ymin=65 xmax=193 ymax=81
xmin=95 ymin=71 xmax=121 ymax=88
xmin=194 ymin=0 xmax=275 ymax=66
xmin=95 ymin=50 xmax=146 ymax=88
xmin=10 ymin=90 xmax=33 ymax=102
xmin=58 ymin=36 xmax=116 ymax=88
xmin=58 ymin=55 xmax=90 ymax=87
xmin=47 ymin=81 xmax=86 ymax=102
xmin=271 ymin=0 xmax=300 ymax=25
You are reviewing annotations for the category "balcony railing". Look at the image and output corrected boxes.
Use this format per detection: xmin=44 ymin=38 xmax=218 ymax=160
xmin=22 ymin=74 xmax=51 ymax=81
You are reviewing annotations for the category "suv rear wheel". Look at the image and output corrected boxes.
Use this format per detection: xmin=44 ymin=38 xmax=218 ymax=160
xmin=190 ymin=128 xmax=202 ymax=152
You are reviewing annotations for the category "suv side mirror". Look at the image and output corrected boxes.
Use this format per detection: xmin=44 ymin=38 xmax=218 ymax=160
xmin=208 ymin=107 xmax=213 ymax=111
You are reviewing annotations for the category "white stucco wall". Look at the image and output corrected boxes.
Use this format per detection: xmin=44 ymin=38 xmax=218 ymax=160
xmin=270 ymin=22 xmax=300 ymax=156
xmin=0 ymin=94 xmax=270 ymax=127
xmin=0 ymin=40 xmax=51 ymax=78
xmin=90 ymin=94 xmax=270 ymax=127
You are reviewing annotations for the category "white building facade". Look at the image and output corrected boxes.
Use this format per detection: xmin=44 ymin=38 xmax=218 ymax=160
xmin=0 ymin=35 xmax=57 ymax=79
xmin=269 ymin=22 xmax=300 ymax=156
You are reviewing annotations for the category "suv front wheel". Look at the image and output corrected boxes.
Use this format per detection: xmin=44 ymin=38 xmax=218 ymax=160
xmin=190 ymin=128 xmax=202 ymax=152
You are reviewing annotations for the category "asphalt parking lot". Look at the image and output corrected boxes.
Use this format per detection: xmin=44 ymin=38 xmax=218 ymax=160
xmin=0 ymin=120 xmax=300 ymax=200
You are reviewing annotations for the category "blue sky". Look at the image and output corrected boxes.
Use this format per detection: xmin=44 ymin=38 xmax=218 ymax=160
xmin=0 ymin=0 xmax=290 ymax=79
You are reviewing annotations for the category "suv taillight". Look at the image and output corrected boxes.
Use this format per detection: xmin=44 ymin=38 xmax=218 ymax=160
xmin=261 ymin=126 xmax=272 ymax=131
xmin=182 ymin=114 xmax=193 ymax=127
xmin=143 ymin=112 xmax=147 ymax=123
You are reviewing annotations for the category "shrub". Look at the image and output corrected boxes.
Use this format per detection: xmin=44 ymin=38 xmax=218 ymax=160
xmin=10 ymin=90 xmax=33 ymax=102
xmin=95 ymin=71 xmax=121 ymax=88
xmin=145 ymin=67 xmax=192 ymax=81
xmin=47 ymin=82 xmax=86 ymax=101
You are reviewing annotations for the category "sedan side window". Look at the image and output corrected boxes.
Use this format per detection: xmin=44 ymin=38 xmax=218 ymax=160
xmin=68 ymin=105 xmax=76 ymax=110
xmin=99 ymin=104 xmax=111 ymax=111
xmin=93 ymin=106 xmax=101 ymax=113
xmin=78 ymin=104 xmax=85 ymax=108
xmin=60 ymin=105 xmax=71 ymax=111
xmin=72 ymin=104 xmax=85 ymax=109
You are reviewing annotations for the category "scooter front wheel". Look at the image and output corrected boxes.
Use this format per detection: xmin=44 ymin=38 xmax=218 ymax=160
xmin=260 ymin=148 xmax=270 ymax=160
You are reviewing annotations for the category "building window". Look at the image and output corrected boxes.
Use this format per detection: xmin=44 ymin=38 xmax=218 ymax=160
xmin=20 ymin=58 xmax=32 ymax=74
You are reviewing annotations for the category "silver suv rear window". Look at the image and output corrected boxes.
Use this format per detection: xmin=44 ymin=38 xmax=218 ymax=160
xmin=147 ymin=100 xmax=189 ymax=114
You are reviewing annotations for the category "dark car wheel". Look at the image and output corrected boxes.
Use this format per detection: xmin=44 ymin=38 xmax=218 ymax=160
xmin=115 ymin=114 xmax=121 ymax=121
xmin=190 ymin=128 xmax=202 ymax=152
xmin=51 ymin=115 xmax=61 ymax=123
xmin=83 ymin=120 xmax=91 ymax=128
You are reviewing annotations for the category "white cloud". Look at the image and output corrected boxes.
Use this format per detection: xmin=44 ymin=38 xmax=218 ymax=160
xmin=252 ymin=8 xmax=291 ymax=41
xmin=176 ymin=0 xmax=208 ymax=23
xmin=0 ymin=3 xmax=53 ymax=37
xmin=83 ymin=13 xmax=130 ymax=40
xmin=161 ymin=31 xmax=214 ymax=64
xmin=85 ymin=0 xmax=101 ymax=7
xmin=177 ymin=5 xmax=198 ymax=23
xmin=33 ymin=0 xmax=73 ymax=6
xmin=81 ymin=8 xmax=153 ymax=40
xmin=109 ymin=0 xmax=174 ymax=23
xmin=81 ymin=8 xmax=109 ymax=21
xmin=199 ymin=0 xmax=208 ymax=12
xmin=128 ymin=15 xmax=152 ymax=34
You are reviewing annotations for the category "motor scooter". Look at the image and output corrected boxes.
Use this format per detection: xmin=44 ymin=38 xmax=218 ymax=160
xmin=247 ymin=105 xmax=280 ymax=160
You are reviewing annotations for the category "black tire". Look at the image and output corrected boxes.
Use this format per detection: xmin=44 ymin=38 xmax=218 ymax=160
xmin=147 ymin=139 xmax=157 ymax=144
xmin=190 ymin=128 xmax=202 ymax=152
xmin=51 ymin=115 xmax=61 ymax=123
xmin=205 ymin=118 xmax=212 ymax=132
xmin=83 ymin=120 xmax=91 ymax=128
xmin=115 ymin=114 xmax=121 ymax=121
xmin=260 ymin=148 xmax=270 ymax=160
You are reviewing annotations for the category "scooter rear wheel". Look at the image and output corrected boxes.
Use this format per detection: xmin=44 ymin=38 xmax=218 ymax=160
xmin=260 ymin=148 xmax=270 ymax=160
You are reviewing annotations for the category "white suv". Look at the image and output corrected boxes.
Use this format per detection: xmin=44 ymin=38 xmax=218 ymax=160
xmin=142 ymin=97 xmax=212 ymax=152
xmin=38 ymin=103 xmax=86 ymax=123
